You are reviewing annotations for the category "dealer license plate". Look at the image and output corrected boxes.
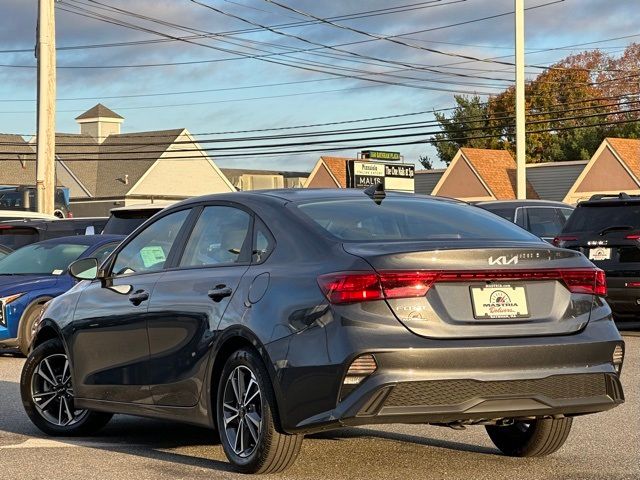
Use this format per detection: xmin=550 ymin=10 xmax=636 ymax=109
xmin=470 ymin=284 xmax=529 ymax=319
xmin=588 ymin=247 xmax=611 ymax=261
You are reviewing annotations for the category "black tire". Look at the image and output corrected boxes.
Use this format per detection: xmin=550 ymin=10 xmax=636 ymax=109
xmin=20 ymin=338 xmax=113 ymax=436
xmin=18 ymin=300 xmax=49 ymax=356
xmin=486 ymin=418 xmax=573 ymax=457
xmin=216 ymin=348 xmax=303 ymax=474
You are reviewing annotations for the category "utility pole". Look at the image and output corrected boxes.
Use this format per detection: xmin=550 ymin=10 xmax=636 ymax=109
xmin=515 ymin=0 xmax=526 ymax=199
xmin=36 ymin=0 xmax=56 ymax=215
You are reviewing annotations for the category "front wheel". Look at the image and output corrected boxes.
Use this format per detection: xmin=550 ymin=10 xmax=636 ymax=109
xmin=486 ymin=418 xmax=573 ymax=457
xmin=20 ymin=338 xmax=112 ymax=436
xmin=216 ymin=348 xmax=303 ymax=474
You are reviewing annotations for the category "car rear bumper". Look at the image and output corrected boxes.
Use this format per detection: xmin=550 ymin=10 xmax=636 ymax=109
xmin=331 ymin=371 xmax=622 ymax=430
xmin=280 ymin=318 xmax=625 ymax=434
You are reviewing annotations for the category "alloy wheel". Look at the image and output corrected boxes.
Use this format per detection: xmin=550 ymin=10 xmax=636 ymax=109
xmin=30 ymin=353 xmax=88 ymax=427
xmin=222 ymin=365 xmax=263 ymax=458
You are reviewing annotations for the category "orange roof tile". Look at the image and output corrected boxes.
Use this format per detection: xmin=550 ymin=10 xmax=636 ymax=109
xmin=461 ymin=148 xmax=539 ymax=200
xmin=606 ymin=138 xmax=640 ymax=178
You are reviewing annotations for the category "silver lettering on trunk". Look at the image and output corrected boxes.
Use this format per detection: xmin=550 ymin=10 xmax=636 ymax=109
xmin=488 ymin=255 xmax=518 ymax=266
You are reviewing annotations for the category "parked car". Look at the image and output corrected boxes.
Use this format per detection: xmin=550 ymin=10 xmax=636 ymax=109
xmin=102 ymin=202 xmax=172 ymax=235
xmin=475 ymin=200 xmax=574 ymax=242
xmin=0 ymin=186 xmax=71 ymax=218
xmin=22 ymin=188 xmax=623 ymax=474
xmin=554 ymin=192 xmax=640 ymax=323
xmin=0 ymin=218 xmax=108 ymax=251
xmin=0 ymin=245 xmax=11 ymax=261
xmin=0 ymin=235 xmax=122 ymax=354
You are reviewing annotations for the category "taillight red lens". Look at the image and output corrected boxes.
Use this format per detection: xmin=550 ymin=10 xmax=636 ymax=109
xmin=560 ymin=268 xmax=606 ymax=296
xmin=318 ymin=267 xmax=607 ymax=305
xmin=552 ymin=235 xmax=577 ymax=247
xmin=317 ymin=272 xmax=382 ymax=304
xmin=625 ymin=233 xmax=640 ymax=240
xmin=379 ymin=271 xmax=438 ymax=299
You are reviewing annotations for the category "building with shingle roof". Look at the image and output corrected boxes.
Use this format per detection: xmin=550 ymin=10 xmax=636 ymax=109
xmin=431 ymin=148 xmax=539 ymax=200
xmin=0 ymin=105 xmax=235 ymax=216
xmin=564 ymin=138 xmax=640 ymax=204
xmin=221 ymin=168 xmax=309 ymax=190
xmin=304 ymin=156 xmax=353 ymax=188
xmin=414 ymin=169 xmax=445 ymax=195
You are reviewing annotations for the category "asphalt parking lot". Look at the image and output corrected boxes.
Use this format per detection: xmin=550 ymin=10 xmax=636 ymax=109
xmin=1 ymin=333 xmax=638 ymax=480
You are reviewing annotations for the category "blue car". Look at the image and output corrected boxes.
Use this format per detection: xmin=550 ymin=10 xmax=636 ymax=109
xmin=0 ymin=235 xmax=122 ymax=354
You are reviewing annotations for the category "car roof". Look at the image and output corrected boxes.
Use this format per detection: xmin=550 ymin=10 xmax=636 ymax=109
xmin=475 ymin=200 xmax=573 ymax=208
xmin=168 ymin=188 xmax=458 ymax=209
xmin=578 ymin=193 xmax=640 ymax=206
xmin=0 ymin=210 xmax=59 ymax=220
xmin=29 ymin=234 xmax=124 ymax=247
xmin=110 ymin=202 xmax=174 ymax=213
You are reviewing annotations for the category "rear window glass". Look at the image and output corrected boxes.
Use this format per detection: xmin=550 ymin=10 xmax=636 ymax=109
xmin=563 ymin=204 xmax=640 ymax=233
xmin=297 ymin=198 xmax=537 ymax=242
xmin=103 ymin=211 xmax=157 ymax=235
xmin=0 ymin=227 xmax=39 ymax=249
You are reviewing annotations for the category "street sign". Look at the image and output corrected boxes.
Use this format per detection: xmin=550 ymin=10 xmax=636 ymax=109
xmin=360 ymin=150 xmax=401 ymax=161
xmin=347 ymin=161 xmax=414 ymax=192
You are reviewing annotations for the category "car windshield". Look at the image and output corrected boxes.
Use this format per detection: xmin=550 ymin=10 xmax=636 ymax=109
xmin=102 ymin=211 xmax=156 ymax=235
xmin=297 ymin=197 xmax=538 ymax=242
xmin=0 ymin=242 xmax=90 ymax=275
xmin=563 ymin=204 xmax=640 ymax=233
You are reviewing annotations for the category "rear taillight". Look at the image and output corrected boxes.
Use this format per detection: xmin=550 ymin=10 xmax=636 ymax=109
xmin=625 ymin=233 xmax=640 ymax=240
xmin=560 ymin=268 xmax=607 ymax=296
xmin=379 ymin=271 xmax=438 ymax=299
xmin=552 ymin=235 xmax=577 ymax=247
xmin=318 ymin=268 xmax=607 ymax=304
xmin=317 ymin=272 xmax=382 ymax=304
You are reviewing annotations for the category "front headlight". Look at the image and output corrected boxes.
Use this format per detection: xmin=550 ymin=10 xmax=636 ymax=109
xmin=0 ymin=293 xmax=26 ymax=327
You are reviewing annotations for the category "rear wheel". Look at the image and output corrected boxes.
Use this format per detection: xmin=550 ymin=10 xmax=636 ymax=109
xmin=20 ymin=338 xmax=112 ymax=436
xmin=216 ymin=348 xmax=303 ymax=474
xmin=486 ymin=418 xmax=573 ymax=457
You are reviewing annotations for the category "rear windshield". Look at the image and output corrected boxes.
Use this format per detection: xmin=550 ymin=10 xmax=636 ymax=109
xmin=297 ymin=198 xmax=538 ymax=242
xmin=563 ymin=204 xmax=640 ymax=233
xmin=103 ymin=211 xmax=155 ymax=235
xmin=0 ymin=227 xmax=39 ymax=249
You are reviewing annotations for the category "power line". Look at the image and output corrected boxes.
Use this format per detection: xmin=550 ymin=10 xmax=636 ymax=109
xmin=2 ymin=104 xmax=638 ymax=155
xmin=3 ymin=96 xmax=638 ymax=148
xmin=1 ymin=116 xmax=638 ymax=162
xmin=8 ymin=89 xmax=639 ymax=140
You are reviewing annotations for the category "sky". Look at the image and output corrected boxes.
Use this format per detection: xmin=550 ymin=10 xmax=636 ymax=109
xmin=0 ymin=0 xmax=638 ymax=171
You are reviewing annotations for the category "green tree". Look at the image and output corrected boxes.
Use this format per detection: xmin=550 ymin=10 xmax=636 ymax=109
xmin=427 ymin=44 xmax=640 ymax=164
xmin=429 ymin=95 xmax=504 ymax=165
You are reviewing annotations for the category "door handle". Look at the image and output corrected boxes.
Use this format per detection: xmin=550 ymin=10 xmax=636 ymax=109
xmin=129 ymin=289 xmax=149 ymax=306
xmin=208 ymin=284 xmax=233 ymax=302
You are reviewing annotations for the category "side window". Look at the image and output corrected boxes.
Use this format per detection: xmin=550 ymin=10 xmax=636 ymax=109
xmin=559 ymin=208 xmax=573 ymax=222
xmin=180 ymin=206 xmax=251 ymax=268
xmin=252 ymin=219 xmax=274 ymax=264
xmin=91 ymin=242 xmax=118 ymax=265
xmin=526 ymin=207 xmax=566 ymax=238
xmin=111 ymin=209 xmax=190 ymax=276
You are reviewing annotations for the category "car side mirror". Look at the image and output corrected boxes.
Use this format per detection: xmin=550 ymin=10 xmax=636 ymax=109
xmin=69 ymin=258 xmax=100 ymax=281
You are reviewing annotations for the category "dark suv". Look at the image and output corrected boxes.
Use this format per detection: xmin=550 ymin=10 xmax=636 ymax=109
xmin=555 ymin=193 xmax=640 ymax=323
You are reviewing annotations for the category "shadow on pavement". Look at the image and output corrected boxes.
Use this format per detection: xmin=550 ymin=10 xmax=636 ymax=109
xmin=309 ymin=427 xmax=497 ymax=455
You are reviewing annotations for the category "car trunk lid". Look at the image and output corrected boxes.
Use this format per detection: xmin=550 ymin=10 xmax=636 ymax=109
xmin=342 ymin=241 xmax=599 ymax=339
